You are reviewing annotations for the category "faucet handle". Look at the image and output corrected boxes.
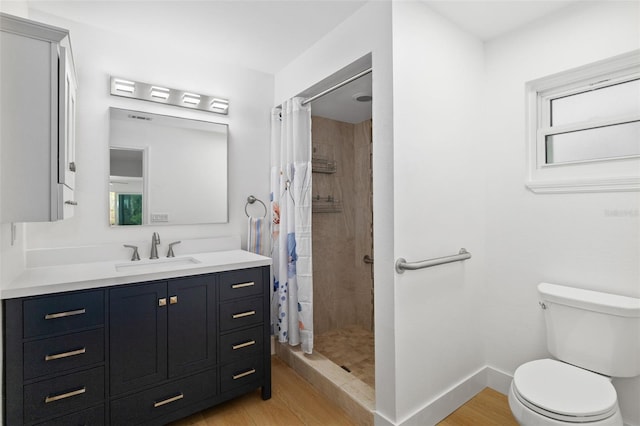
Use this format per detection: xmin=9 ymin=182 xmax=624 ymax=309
xmin=124 ymin=244 xmax=140 ymax=261
xmin=167 ymin=241 xmax=181 ymax=258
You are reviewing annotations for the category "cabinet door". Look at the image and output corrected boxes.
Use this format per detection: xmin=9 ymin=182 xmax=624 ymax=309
xmin=58 ymin=45 xmax=76 ymax=191
xmin=167 ymin=275 xmax=216 ymax=378
xmin=110 ymin=282 xmax=167 ymax=395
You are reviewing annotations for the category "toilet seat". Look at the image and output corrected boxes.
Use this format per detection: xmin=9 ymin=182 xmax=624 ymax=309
xmin=512 ymin=359 xmax=618 ymax=423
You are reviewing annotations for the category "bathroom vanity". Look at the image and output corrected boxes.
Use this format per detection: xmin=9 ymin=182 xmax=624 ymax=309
xmin=2 ymin=248 xmax=271 ymax=425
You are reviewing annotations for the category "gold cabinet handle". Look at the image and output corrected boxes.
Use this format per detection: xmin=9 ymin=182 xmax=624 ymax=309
xmin=232 ymin=340 xmax=256 ymax=350
xmin=44 ymin=308 xmax=85 ymax=320
xmin=233 ymin=369 xmax=256 ymax=380
xmin=45 ymin=347 xmax=86 ymax=361
xmin=232 ymin=310 xmax=256 ymax=319
xmin=158 ymin=298 xmax=167 ymax=307
xmin=231 ymin=281 xmax=255 ymax=289
xmin=45 ymin=387 xmax=86 ymax=403
xmin=153 ymin=393 xmax=184 ymax=408
xmin=169 ymin=296 xmax=178 ymax=305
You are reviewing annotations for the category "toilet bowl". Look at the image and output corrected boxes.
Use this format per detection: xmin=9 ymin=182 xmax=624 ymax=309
xmin=508 ymin=283 xmax=640 ymax=426
xmin=508 ymin=359 xmax=622 ymax=425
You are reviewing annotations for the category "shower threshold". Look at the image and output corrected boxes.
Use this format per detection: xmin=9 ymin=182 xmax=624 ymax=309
xmin=275 ymin=342 xmax=374 ymax=425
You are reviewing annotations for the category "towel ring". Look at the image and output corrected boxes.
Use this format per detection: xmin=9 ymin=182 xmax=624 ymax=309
xmin=245 ymin=195 xmax=267 ymax=218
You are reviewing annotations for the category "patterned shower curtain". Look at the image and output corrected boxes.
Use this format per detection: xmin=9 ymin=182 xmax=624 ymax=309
xmin=270 ymin=97 xmax=313 ymax=354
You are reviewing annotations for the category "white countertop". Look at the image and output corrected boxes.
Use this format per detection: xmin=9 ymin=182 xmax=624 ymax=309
xmin=1 ymin=249 xmax=271 ymax=299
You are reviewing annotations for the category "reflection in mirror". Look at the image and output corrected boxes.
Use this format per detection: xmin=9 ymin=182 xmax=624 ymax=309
xmin=109 ymin=108 xmax=228 ymax=226
xmin=110 ymin=148 xmax=144 ymax=225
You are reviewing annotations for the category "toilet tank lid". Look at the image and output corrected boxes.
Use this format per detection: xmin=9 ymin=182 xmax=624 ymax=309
xmin=538 ymin=282 xmax=640 ymax=318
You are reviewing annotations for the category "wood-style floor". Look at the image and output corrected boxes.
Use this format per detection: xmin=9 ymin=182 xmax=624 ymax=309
xmin=169 ymin=357 xmax=356 ymax=425
xmin=438 ymin=387 xmax=519 ymax=426
xmin=171 ymin=356 xmax=518 ymax=425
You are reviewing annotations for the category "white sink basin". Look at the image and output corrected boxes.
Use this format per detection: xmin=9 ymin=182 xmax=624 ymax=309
xmin=115 ymin=256 xmax=201 ymax=273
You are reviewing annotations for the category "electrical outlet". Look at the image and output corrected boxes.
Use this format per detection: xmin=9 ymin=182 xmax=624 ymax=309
xmin=151 ymin=213 xmax=169 ymax=222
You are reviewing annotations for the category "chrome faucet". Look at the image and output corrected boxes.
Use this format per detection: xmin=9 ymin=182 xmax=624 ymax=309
xmin=150 ymin=232 xmax=161 ymax=259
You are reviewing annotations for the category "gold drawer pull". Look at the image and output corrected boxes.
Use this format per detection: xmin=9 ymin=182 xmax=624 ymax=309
xmin=44 ymin=308 xmax=86 ymax=320
xmin=45 ymin=347 xmax=86 ymax=361
xmin=232 ymin=310 xmax=256 ymax=319
xmin=232 ymin=340 xmax=256 ymax=350
xmin=233 ymin=368 xmax=256 ymax=380
xmin=170 ymin=296 xmax=178 ymax=305
xmin=153 ymin=393 xmax=184 ymax=408
xmin=45 ymin=387 xmax=86 ymax=403
xmin=158 ymin=298 xmax=167 ymax=307
xmin=231 ymin=281 xmax=255 ymax=289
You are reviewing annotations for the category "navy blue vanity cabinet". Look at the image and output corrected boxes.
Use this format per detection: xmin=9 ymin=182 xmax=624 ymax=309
xmin=3 ymin=289 xmax=107 ymax=426
xmin=218 ymin=266 xmax=272 ymax=400
xmin=109 ymin=275 xmax=217 ymax=393
xmin=108 ymin=274 xmax=219 ymax=425
xmin=4 ymin=265 xmax=271 ymax=426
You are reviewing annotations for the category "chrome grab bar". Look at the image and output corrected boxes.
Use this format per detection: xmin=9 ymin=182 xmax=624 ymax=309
xmin=395 ymin=248 xmax=471 ymax=274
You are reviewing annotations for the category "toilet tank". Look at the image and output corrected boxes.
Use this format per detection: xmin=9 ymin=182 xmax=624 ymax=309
xmin=538 ymin=282 xmax=640 ymax=378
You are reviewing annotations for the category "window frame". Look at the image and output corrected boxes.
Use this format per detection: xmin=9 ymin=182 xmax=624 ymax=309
xmin=525 ymin=50 xmax=640 ymax=193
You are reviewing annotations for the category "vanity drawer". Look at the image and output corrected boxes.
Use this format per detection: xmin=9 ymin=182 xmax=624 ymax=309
xmin=34 ymin=404 xmax=104 ymax=426
xmin=219 ymin=268 xmax=264 ymax=301
xmin=219 ymin=297 xmax=263 ymax=331
xmin=24 ymin=328 xmax=104 ymax=380
xmin=23 ymin=366 xmax=105 ymax=424
xmin=220 ymin=355 xmax=264 ymax=394
xmin=109 ymin=369 xmax=217 ymax=426
xmin=23 ymin=290 xmax=104 ymax=339
xmin=220 ymin=325 xmax=264 ymax=363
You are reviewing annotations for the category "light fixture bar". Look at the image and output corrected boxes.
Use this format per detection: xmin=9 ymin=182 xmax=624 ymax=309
xmin=110 ymin=76 xmax=229 ymax=115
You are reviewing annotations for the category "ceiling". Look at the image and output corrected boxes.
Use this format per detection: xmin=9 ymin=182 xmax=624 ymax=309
xmin=25 ymin=0 xmax=585 ymax=123
xmin=424 ymin=1 xmax=580 ymax=41
xmin=26 ymin=0 xmax=369 ymax=75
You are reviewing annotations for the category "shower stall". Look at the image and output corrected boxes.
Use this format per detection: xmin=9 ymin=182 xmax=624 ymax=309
xmin=311 ymin=115 xmax=374 ymax=388
xmin=275 ymin=64 xmax=375 ymax=424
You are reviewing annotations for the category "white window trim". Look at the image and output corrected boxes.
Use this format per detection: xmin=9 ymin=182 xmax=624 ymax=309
xmin=525 ymin=50 xmax=640 ymax=194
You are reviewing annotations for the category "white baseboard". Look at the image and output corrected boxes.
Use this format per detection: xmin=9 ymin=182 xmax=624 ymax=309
xmin=374 ymin=366 xmax=513 ymax=426
xmin=399 ymin=367 xmax=489 ymax=425
xmin=485 ymin=365 xmax=513 ymax=395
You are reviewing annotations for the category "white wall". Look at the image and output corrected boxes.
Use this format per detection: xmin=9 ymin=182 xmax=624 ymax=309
xmin=483 ymin=2 xmax=640 ymax=425
xmin=274 ymin=1 xmax=397 ymax=422
xmin=391 ymin=2 xmax=487 ymax=423
xmin=0 ymin=2 xmax=30 ymax=421
xmin=23 ymin=10 xmax=273 ymax=252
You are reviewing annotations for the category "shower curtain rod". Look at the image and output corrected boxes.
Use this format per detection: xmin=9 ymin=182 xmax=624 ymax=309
xmin=301 ymin=67 xmax=372 ymax=106
xmin=275 ymin=67 xmax=373 ymax=109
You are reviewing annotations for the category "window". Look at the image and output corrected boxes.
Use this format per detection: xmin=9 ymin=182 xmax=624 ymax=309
xmin=526 ymin=50 xmax=640 ymax=193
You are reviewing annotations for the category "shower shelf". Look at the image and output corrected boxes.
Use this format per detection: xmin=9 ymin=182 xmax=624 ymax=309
xmin=312 ymin=157 xmax=337 ymax=174
xmin=312 ymin=195 xmax=342 ymax=213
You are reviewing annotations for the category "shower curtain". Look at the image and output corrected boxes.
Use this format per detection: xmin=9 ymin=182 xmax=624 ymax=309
xmin=270 ymin=97 xmax=313 ymax=354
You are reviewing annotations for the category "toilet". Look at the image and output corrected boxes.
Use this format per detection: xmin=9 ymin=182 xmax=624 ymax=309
xmin=508 ymin=282 xmax=640 ymax=425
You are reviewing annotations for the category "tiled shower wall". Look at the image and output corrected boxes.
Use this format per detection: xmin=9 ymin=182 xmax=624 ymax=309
xmin=311 ymin=116 xmax=373 ymax=335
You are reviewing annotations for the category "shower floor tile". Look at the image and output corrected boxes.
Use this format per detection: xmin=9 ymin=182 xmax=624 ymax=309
xmin=315 ymin=325 xmax=375 ymax=388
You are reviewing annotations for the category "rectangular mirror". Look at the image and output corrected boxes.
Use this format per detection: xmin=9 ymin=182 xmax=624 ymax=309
xmin=109 ymin=107 xmax=228 ymax=226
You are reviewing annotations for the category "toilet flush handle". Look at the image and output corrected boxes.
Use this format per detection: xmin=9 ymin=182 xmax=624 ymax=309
xmin=539 ymin=302 xmax=547 ymax=310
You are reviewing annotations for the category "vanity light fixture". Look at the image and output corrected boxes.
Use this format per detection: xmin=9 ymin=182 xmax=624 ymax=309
xmin=182 ymin=92 xmax=201 ymax=105
xmin=114 ymin=78 xmax=136 ymax=93
xmin=109 ymin=76 xmax=229 ymax=115
xmin=150 ymin=86 xmax=170 ymax=100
